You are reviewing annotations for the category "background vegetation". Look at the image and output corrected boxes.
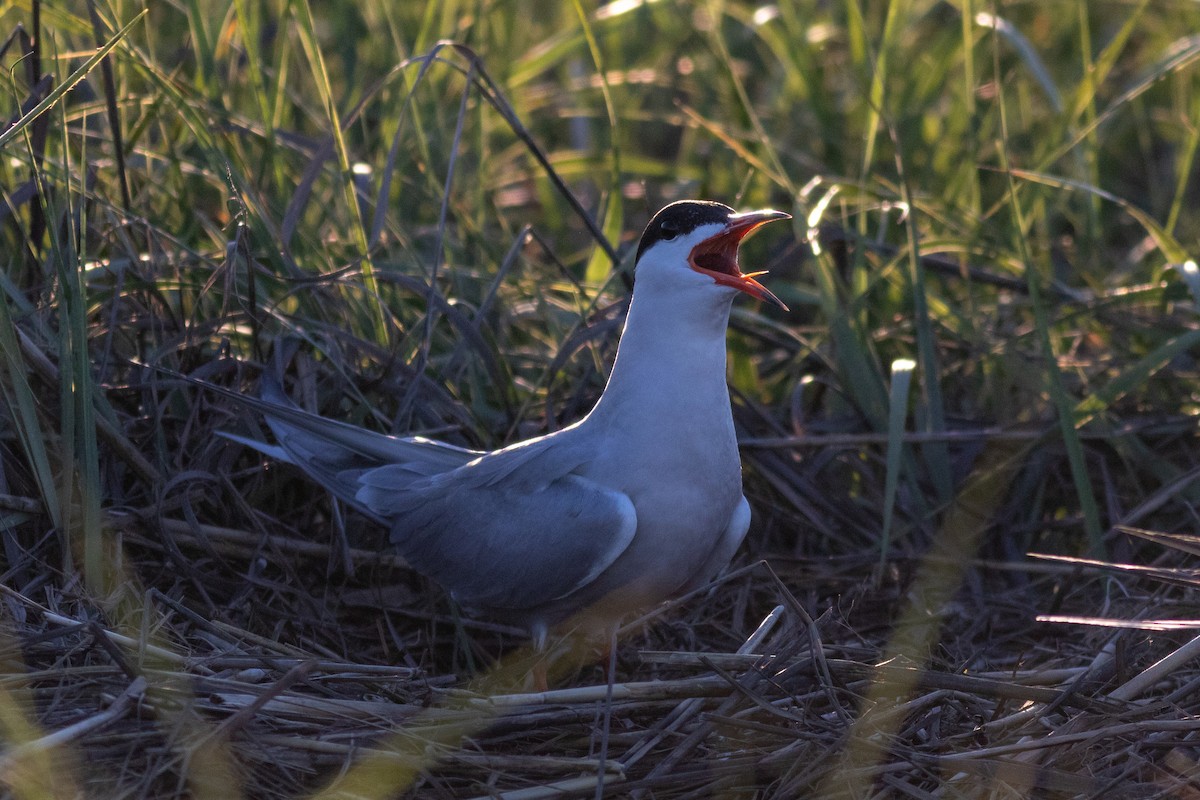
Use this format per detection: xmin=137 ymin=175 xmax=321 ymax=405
xmin=2 ymin=0 xmax=1200 ymax=797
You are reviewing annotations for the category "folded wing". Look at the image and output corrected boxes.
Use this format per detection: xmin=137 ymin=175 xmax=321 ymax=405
xmin=357 ymin=441 xmax=638 ymax=612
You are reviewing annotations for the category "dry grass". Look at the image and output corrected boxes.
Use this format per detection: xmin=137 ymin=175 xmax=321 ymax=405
xmin=7 ymin=496 xmax=1200 ymax=798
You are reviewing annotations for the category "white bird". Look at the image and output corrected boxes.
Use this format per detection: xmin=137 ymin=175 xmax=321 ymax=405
xmin=226 ymin=200 xmax=790 ymax=649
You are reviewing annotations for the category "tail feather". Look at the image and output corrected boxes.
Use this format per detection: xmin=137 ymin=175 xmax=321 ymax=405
xmin=171 ymin=366 xmax=480 ymax=511
xmin=254 ymin=372 xmax=480 ymax=471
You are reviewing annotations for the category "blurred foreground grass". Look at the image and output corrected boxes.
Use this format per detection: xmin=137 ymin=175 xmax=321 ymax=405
xmin=3 ymin=0 xmax=1200 ymax=797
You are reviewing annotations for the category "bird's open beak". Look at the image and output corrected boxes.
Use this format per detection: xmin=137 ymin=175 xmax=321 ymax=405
xmin=688 ymin=209 xmax=791 ymax=310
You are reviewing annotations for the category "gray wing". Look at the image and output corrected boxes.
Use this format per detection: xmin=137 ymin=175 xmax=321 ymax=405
xmin=216 ymin=372 xmax=638 ymax=611
xmin=356 ymin=441 xmax=638 ymax=612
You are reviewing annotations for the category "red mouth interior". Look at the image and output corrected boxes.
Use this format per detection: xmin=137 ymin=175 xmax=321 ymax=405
xmin=685 ymin=211 xmax=789 ymax=310
xmin=689 ymin=231 xmax=743 ymax=277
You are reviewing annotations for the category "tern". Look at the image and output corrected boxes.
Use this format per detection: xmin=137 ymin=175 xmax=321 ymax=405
xmin=226 ymin=200 xmax=790 ymax=652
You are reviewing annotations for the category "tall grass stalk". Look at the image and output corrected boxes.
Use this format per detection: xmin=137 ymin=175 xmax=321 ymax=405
xmin=291 ymin=0 xmax=385 ymax=342
xmin=997 ymin=143 xmax=1105 ymax=554
xmin=879 ymin=357 xmax=915 ymax=570
xmin=572 ymin=0 xmax=624 ymax=286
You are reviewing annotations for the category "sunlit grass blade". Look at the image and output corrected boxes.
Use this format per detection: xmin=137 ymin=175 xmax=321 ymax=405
xmin=586 ymin=191 xmax=623 ymax=286
xmin=805 ymin=192 xmax=888 ymax=426
xmin=958 ymin=0 xmax=980 ymax=215
xmin=231 ymin=0 xmax=275 ymax=136
xmin=182 ymin=0 xmax=215 ymax=92
xmin=879 ymin=358 xmax=915 ymax=569
xmin=0 ymin=11 xmax=147 ymax=150
xmin=0 ymin=672 xmax=79 ymax=798
xmin=676 ymin=105 xmax=790 ymax=189
xmin=291 ymin=0 xmax=385 ymax=341
xmin=84 ymin=0 xmax=131 ymax=211
xmin=1175 ymin=261 xmax=1200 ymax=307
xmin=1166 ymin=124 xmax=1200 ymax=237
xmin=1065 ymin=0 xmax=1148 ymax=124
xmin=572 ymin=0 xmax=623 ymax=285
xmin=507 ymin=0 xmax=661 ymax=88
xmin=975 ymin=11 xmax=1061 ymax=112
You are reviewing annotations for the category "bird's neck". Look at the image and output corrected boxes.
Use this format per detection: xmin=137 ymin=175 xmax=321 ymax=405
xmin=590 ymin=288 xmax=735 ymax=423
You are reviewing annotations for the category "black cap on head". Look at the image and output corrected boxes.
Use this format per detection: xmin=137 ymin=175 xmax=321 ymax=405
xmin=635 ymin=201 xmax=735 ymax=265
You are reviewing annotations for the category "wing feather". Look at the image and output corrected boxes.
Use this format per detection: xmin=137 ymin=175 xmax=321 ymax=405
xmin=358 ymin=443 xmax=637 ymax=612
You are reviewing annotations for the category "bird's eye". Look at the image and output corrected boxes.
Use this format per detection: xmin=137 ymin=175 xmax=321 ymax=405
xmin=659 ymin=222 xmax=679 ymax=240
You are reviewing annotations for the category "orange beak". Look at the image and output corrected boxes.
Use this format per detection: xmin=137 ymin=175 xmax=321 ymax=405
xmin=687 ymin=209 xmax=790 ymax=310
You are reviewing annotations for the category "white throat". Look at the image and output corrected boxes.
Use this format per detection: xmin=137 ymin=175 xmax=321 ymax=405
xmin=589 ymin=274 xmax=737 ymax=424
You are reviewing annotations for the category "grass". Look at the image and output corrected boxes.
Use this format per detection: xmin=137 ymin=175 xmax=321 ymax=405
xmin=3 ymin=0 xmax=1200 ymax=796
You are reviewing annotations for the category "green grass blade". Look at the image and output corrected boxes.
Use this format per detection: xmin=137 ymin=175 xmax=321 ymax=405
xmin=706 ymin=0 xmax=793 ymax=194
xmin=958 ymin=0 xmax=980 ymax=215
xmin=1008 ymin=167 xmax=1189 ymax=263
xmin=860 ymin=0 xmax=911 ymax=175
xmin=0 ymin=298 xmax=61 ymax=530
xmin=1065 ymin=0 xmax=1148 ymax=124
xmin=0 ymin=11 xmax=147 ymax=149
xmin=805 ymin=191 xmax=888 ymax=425
xmin=1032 ymin=33 xmax=1200 ymax=177
xmin=1166 ymin=122 xmax=1200 ymax=237
xmin=182 ymin=0 xmax=216 ymax=92
xmin=893 ymin=129 xmax=953 ymax=504
xmin=880 ymin=358 xmax=915 ymax=569
xmin=231 ymin=0 xmax=274 ymax=131
xmin=571 ymin=0 xmax=623 ymax=285
xmin=291 ymin=0 xmax=386 ymax=341
xmin=999 ymin=147 xmax=1105 ymax=555
xmin=975 ymin=10 xmax=1062 ymax=112
xmin=1075 ymin=328 xmax=1200 ymax=426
